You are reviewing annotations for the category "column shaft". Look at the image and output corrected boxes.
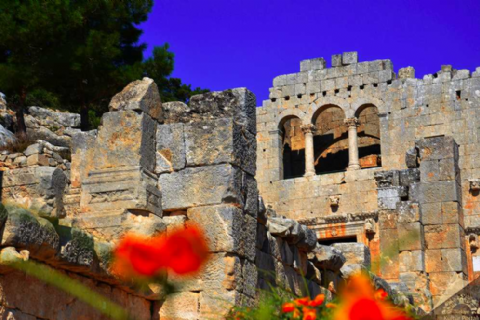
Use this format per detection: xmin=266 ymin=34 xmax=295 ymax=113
xmin=301 ymin=124 xmax=316 ymax=177
xmin=345 ymin=118 xmax=360 ymax=170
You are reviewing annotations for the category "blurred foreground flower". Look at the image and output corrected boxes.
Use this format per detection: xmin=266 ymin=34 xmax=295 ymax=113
xmin=112 ymin=225 xmax=209 ymax=279
xmin=281 ymin=294 xmax=325 ymax=320
xmin=331 ymin=273 xmax=413 ymax=320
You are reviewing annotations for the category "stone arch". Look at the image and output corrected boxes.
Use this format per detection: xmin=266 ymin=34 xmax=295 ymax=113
xmin=354 ymin=103 xmax=382 ymax=168
xmin=278 ymin=114 xmax=305 ymax=180
xmin=306 ymin=97 xmax=350 ymax=124
xmin=277 ymin=109 xmax=307 ymax=128
xmin=311 ymin=104 xmax=349 ymax=174
xmin=351 ymin=97 xmax=386 ymax=117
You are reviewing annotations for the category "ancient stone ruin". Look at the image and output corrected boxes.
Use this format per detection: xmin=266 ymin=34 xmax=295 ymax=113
xmin=0 ymin=52 xmax=480 ymax=319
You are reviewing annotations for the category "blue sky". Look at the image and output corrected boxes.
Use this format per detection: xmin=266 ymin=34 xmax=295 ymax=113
xmin=140 ymin=0 xmax=480 ymax=103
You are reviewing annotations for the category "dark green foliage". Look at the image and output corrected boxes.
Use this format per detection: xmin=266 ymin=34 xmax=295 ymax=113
xmin=0 ymin=1 xmax=208 ymax=133
xmin=143 ymin=43 xmax=209 ymax=103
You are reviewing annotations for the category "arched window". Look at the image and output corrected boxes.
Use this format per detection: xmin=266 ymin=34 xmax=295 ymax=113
xmin=312 ymin=105 xmax=349 ymax=174
xmin=356 ymin=104 xmax=381 ymax=168
xmin=280 ymin=116 xmax=305 ymax=179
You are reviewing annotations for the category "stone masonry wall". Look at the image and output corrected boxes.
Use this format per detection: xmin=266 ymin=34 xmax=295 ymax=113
xmin=256 ymin=52 xmax=480 ymax=225
xmin=256 ymin=52 xmax=480 ymax=311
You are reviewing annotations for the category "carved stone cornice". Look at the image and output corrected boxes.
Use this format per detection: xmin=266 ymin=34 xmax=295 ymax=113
xmin=300 ymin=124 xmax=316 ymax=134
xmin=344 ymin=117 xmax=359 ymax=128
xmin=465 ymin=226 xmax=480 ymax=235
xmin=297 ymin=211 xmax=378 ymax=226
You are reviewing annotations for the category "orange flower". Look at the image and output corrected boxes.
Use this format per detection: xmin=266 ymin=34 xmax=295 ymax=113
xmin=282 ymin=302 xmax=296 ymax=313
xmin=302 ymin=307 xmax=317 ymax=320
xmin=162 ymin=225 xmax=209 ymax=275
xmin=326 ymin=303 xmax=337 ymax=309
xmin=112 ymin=225 xmax=209 ymax=279
xmin=332 ymin=274 xmax=413 ymax=320
xmin=308 ymin=293 xmax=325 ymax=307
xmin=374 ymin=289 xmax=388 ymax=301
xmin=294 ymin=297 xmax=310 ymax=306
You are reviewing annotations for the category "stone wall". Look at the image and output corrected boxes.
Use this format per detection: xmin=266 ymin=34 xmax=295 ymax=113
xmin=256 ymin=52 xmax=480 ymax=310
xmin=256 ymin=52 xmax=480 ymax=222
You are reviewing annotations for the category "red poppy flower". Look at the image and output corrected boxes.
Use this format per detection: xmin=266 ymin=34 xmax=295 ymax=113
xmin=374 ymin=289 xmax=388 ymax=301
xmin=294 ymin=297 xmax=310 ymax=306
xmin=332 ymin=274 xmax=413 ymax=320
xmin=302 ymin=307 xmax=317 ymax=320
xmin=308 ymin=293 xmax=325 ymax=307
xmin=112 ymin=234 xmax=166 ymax=277
xmin=348 ymin=298 xmax=383 ymax=320
xmin=162 ymin=225 xmax=209 ymax=275
xmin=282 ymin=302 xmax=296 ymax=313
xmin=112 ymin=224 xmax=209 ymax=279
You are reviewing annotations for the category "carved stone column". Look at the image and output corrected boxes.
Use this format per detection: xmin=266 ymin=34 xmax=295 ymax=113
xmin=344 ymin=117 xmax=360 ymax=170
xmin=301 ymin=124 xmax=316 ymax=177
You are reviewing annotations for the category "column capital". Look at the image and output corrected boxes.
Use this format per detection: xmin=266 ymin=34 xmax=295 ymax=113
xmin=344 ymin=117 xmax=359 ymax=128
xmin=301 ymin=124 xmax=316 ymax=134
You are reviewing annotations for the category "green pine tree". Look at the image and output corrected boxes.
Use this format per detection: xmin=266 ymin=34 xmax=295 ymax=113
xmin=0 ymin=0 xmax=208 ymax=135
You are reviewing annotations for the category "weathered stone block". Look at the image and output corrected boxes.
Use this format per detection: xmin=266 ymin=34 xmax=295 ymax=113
xmin=397 ymin=201 xmax=421 ymax=223
xmin=441 ymin=201 xmax=462 ymax=225
xmin=26 ymin=154 xmax=49 ymax=166
xmin=342 ymin=52 xmax=358 ymax=65
xmin=398 ymin=222 xmax=424 ymax=251
xmin=159 ymin=164 xmax=242 ymax=210
xmin=201 ymin=252 xmax=243 ymax=292
xmin=418 ymin=181 xmax=459 ymax=203
xmin=307 ymin=244 xmax=346 ymax=272
xmin=81 ymin=166 xmax=161 ymax=216
xmin=399 ymin=250 xmax=424 ymax=272
xmin=379 ymin=233 xmax=399 ymax=279
xmin=242 ymin=259 xmax=258 ymax=297
xmin=266 ymin=217 xmax=295 ymax=237
xmin=28 ymin=106 xmax=81 ymax=128
xmin=405 ymin=147 xmax=419 ymax=168
xmin=332 ymin=243 xmax=371 ymax=267
xmin=378 ymin=186 xmax=407 ymax=210
xmin=109 ymin=77 xmax=162 ymax=121
xmin=374 ymin=170 xmax=400 ymax=188
xmin=189 ymin=88 xmax=257 ymax=135
xmin=331 ymin=54 xmax=342 ymax=67
xmin=398 ymin=67 xmax=415 ymax=79
xmin=420 ymin=160 xmax=440 ymax=182
xmin=378 ymin=210 xmax=397 ymax=229
xmin=428 ymin=271 xmax=467 ymax=297
xmin=296 ymin=225 xmax=317 ymax=251
xmin=187 ymin=205 xmax=243 ymax=254
xmin=155 ymin=123 xmax=185 ymax=174
xmin=310 ymin=58 xmax=326 ymax=70
xmin=24 ymin=143 xmax=43 ymax=156
xmin=424 ymin=224 xmax=465 ymax=250
xmin=421 ymin=202 xmax=442 ymax=225
xmin=399 ymin=168 xmax=420 ymax=186
xmin=300 ymin=59 xmax=311 ymax=72
xmin=425 ymin=248 xmax=467 ymax=273
xmin=1 ymin=206 xmax=60 ymax=260
xmin=58 ymin=228 xmax=94 ymax=268
xmin=185 ymin=118 xmax=256 ymax=175
xmin=94 ymin=111 xmax=156 ymax=173
xmin=438 ymin=158 xmax=457 ymax=181
xmin=159 ymin=292 xmax=200 ymax=320
xmin=416 ymin=136 xmax=457 ymax=161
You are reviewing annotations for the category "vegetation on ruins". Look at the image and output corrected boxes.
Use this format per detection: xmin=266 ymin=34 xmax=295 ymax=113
xmin=0 ymin=0 xmax=208 ymax=135
xmin=229 ymin=273 xmax=414 ymax=320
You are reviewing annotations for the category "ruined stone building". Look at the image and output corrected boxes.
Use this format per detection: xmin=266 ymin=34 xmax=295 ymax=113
xmin=0 ymin=52 xmax=479 ymax=319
